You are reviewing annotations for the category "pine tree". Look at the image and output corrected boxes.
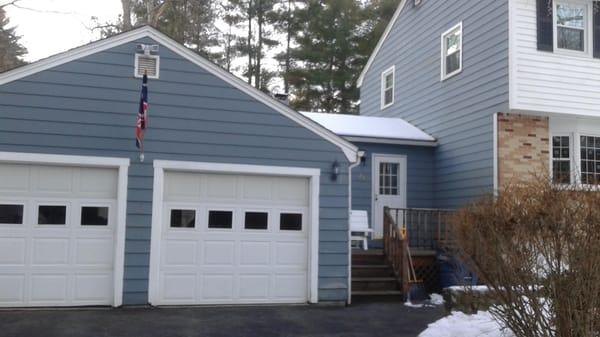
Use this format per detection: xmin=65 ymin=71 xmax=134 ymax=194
xmin=289 ymin=0 xmax=367 ymax=113
xmin=272 ymin=0 xmax=302 ymax=94
xmin=0 ymin=7 xmax=27 ymax=73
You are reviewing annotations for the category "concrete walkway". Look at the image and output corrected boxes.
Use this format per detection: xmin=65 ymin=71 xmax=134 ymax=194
xmin=0 ymin=300 xmax=444 ymax=337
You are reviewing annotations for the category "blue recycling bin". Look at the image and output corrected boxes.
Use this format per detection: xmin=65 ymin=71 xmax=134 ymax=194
xmin=437 ymin=253 xmax=478 ymax=288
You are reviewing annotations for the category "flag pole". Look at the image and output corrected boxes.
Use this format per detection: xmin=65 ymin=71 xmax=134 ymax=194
xmin=139 ymin=69 xmax=148 ymax=163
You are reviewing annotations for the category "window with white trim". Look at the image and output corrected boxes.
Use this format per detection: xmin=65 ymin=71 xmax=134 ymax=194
xmin=554 ymin=2 xmax=589 ymax=53
xmin=441 ymin=23 xmax=462 ymax=80
xmin=580 ymin=135 xmax=600 ymax=185
xmin=552 ymin=135 xmax=572 ymax=184
xmin=380 ymin=66 xmax=395 ymax=109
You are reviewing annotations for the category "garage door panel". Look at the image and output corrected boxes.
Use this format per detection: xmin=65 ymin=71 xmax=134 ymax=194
xmin=78 ymin=168 xmax=117 ymax=198
xmin=275 ymin=178 xmax=309 ymax=206
xmin=241 ymin=176 xmax=273 ymax=200
xmin=0 ymin=275 xmax=25 ymax=303
xmin=0 ymin=164 xmax=29 ymax=192
xmin=161 ymin=274 xmax=196 ymax=301
xmin=238 ymin=274 xmax=269 ymax=299
xmin=275 ymin=242 xmax=307 ymax=266
xmin=157 ymin=171 xmax=310 ymax=305
xmin=74 ymin=238 xmax=113 ymax=266
xmin=273 ymin=274 xmax=307 ymax=299
xmin=73 ymin=274 xmax=112 ymax=302
xmin=163 ymin=241 xmax=196 ymax=266
xmin=203 ymin=241 xmax=235 ymax=265
xmin=202 ymin=274 xmax=234 ymax=300
xmin=30 ymin=274 xmax=68 ymax=302
xmin=205 ymin=175 xmax=237 ymax=200
xmin=0 ymin=238 xmax=26 ymax=265
xmin=32 ymin=166 xmax=73 ymax=195
xmin=32 ymin=238 xmax=69 ymax=265
xmin=164 ymin=172 xmax=201 ymax=201
xmin=239 ymin=241 xmax=270 ymax=266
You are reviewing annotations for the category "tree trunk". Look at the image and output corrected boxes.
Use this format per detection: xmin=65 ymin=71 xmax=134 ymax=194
xmin=284 ymin=0 xmax=292 ymax=93
xmin=121 ymin=0 xmax=132 ymax=30
xmin=255 ymin=0 xmax=263 ymax=90
xmin=247 ymin=0 xmax=253 ymax=85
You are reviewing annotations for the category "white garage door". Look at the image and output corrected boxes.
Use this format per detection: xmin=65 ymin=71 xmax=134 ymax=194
xmin=155 ymin=171 xmax=310 ymax=305
xmin=0 ymin=163 xmax=118 ymax=307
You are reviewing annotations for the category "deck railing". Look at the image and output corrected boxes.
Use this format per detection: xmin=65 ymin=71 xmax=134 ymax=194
xmin=383 ymin=207 xmax=455 ymax=297
xmin=386 ymin=207 xmax=454 ymax=251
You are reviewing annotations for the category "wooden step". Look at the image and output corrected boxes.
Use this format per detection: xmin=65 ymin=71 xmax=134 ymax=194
xmin=352 ymin=290 xmax=404 ymax=296
xmin=352 ymin=265 xmax=394 ymax=278
xmin=352 ymin=276 xmax=399 ymax=291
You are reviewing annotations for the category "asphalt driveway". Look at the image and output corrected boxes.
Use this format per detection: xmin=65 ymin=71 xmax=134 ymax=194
xmin=0 ymin=299 xmax=444 ymax=337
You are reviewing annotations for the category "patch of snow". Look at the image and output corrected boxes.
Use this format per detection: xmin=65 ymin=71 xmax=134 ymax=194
xmin=419 ymin=311 xmax=515 ymax=337
xmin=447 ymin=285 xmax=490 ymax=293
xmin=429 ymin=293 xmax=445 ymax=305
xmin=404 ymin=294 xmax=445 ymax=308
xmin=300 ymin=112 xmax=436 ymax=142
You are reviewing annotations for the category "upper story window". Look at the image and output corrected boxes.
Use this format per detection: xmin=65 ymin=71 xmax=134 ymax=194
xmin=555 ymin=2 xmax=589 ymax=53
xmin=441 ymin=22 xmax=463 ymax=81
xmin=380 ymin=66 xmax=395 ymax=109
xmin=537 ymin=0 xmax=600 ymax=58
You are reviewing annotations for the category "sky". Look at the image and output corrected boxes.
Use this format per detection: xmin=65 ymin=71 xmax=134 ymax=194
xmin=4 ymin=0 xmax=122 ymax=62
xmin=3 ymin=0 xmax=284 ymax=91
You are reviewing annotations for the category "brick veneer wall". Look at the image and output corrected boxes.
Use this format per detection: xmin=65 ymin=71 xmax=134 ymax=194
xmin=497 ymin=113 xmax=549 ymax=188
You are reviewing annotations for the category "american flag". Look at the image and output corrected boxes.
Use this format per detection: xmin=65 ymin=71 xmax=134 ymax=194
xmin=136 ymin=73 xmax=149 ymax=150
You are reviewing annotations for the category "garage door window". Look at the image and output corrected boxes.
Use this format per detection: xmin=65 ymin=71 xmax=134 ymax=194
xmin=38 ymin=205 xmax=67 ymax=225
xmin=244 ymin=211 xmax=268 ymax=230
xmin=170 ymin=209 xmax=196 ymax=228
xmin=0 ymin=204 xmax=24 ymax=224
xmin=280 ymin=213 xmax=302 ymax=231
xmin=81 ymin=206 xmax=109 ymax=226
xmin=208 ymin=210 xmax=233 ymax=229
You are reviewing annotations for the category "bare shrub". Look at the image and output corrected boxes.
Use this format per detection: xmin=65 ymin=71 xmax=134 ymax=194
xmin=452 ymin=176 xmax=600 ymax=337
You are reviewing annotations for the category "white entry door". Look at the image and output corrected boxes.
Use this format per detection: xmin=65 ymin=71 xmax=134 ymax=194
xmin=0 ymin=163 xmax=118 ymax=307
xmin=372 ymin=155 xmax=407 ymax=238
xmin=154 ymin=171 xmax=310 ymax=305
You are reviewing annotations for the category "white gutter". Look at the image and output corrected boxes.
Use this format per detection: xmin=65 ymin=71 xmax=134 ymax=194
xmin=347 ymin=150 xmax=365 ymax=305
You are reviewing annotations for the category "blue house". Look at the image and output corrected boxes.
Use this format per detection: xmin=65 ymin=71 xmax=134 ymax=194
xmin=0 ymin=26 xmax=361 ymax=307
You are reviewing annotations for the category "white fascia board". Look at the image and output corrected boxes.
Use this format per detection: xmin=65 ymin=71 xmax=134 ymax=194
xmin=357 ymin=0 xmax=408 ymax=88
xmin=344 ymin=136 xmax=437 ymax=147
xmin=0 ymin=26 xmax=359 ymax=163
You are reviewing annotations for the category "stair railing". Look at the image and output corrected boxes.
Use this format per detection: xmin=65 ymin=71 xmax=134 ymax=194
xmin=383 ymin=206 xmax=410 ymax=299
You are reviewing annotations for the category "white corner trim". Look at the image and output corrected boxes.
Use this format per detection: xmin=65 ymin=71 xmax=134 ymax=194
xmin=0 ymin=26 xmax=358 ymax=163
xmin=508 ymin=0 xmax=517 ymax=110
xmin=357 ymin=0 xmax=407 ymax=87
xmin=440 ymin=22 xmax=463 ymax=81
xmin=380 ymin=65 xmax=395 ymax=110
xmin=0 ymin=151 xmax=130 ymax=307
xmin=147 ymin=160 xmax=321 ymax=305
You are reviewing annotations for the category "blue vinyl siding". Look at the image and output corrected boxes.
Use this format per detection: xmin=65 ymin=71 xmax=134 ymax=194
xmin=359 ymin=0 xmax=509 ymax=208
xmin=351 ymin=142 xmax=435 ymax=221
xmin=0 ymin=36 xmax=351 ymax=304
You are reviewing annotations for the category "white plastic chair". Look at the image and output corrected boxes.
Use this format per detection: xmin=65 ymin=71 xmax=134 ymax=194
xmin=350 ymin=210 xmax=373 ymax=250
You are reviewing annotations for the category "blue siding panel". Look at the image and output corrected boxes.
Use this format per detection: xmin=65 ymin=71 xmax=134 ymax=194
xmin=0 ymin=37 xmax=351 ymax=304
xmin=351 ymin=142 xmax=435 ymax=221
xmin=359 ymin=0 xmax=509 ymax=208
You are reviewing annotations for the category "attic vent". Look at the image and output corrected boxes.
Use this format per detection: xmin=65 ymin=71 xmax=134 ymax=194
xmin=134 ymin=54 xmax=160 ymax=79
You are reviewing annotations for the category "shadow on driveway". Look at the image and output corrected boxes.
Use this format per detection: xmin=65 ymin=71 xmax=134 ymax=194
xmin=0 ymin=299 xmax=444 ymax=337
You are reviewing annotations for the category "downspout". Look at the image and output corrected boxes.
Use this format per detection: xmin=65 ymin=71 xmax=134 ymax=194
xmin=347 ymin=150 xmax=364 ymax=305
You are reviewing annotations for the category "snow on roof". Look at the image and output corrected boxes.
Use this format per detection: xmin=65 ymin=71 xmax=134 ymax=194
xmin=300 ymin=112 xmax=435 ymax=143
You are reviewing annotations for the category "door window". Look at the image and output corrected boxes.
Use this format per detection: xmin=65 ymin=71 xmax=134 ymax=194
xmin=379 ymin=163 xmax=399 ymax=195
